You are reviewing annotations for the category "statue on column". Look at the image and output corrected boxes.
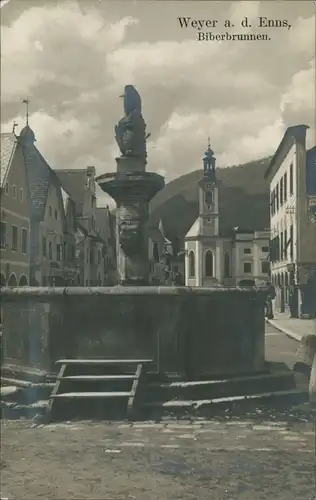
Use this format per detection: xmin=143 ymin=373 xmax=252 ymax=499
xmin=115 ymin=85 xmax=149 ymax=161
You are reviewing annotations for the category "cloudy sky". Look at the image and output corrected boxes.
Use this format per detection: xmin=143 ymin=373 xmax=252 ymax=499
xmin=1 ymin=0 xmax=315 ymax=206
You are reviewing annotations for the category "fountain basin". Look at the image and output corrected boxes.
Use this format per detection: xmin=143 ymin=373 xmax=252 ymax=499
xmin=0 ymin=286 xmax=266 ymax=380
xmin=96 ymin=171 xmax=165 ymax=201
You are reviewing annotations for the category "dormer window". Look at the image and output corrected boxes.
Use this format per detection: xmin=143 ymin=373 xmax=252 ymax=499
xmin=5 ymin=183 xmax=9 ymax=194
xmin=20 ymin=188 xmax=23 ymax=201
xmin=12 ymin=185 xmax=17 ymax=198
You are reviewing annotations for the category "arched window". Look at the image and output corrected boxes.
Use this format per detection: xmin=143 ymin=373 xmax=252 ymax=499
xmin=18 ymin=275 xmax=28 ymax=286
xmin=7 ymin=273 xmax=17 ymax=286
xmin=188 ymin=251 xmax=195 ymax=277
xmin=0 ymin=273 xmax=6 ymax=287
xmin=224 ymin=252 xmax=230 ymax=278
xmin=205 ymin=250 xmax=214 ymax=277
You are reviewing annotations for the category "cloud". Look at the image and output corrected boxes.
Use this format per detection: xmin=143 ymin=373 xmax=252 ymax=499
xmin=1 ymin=0 xmax=315 ymax=208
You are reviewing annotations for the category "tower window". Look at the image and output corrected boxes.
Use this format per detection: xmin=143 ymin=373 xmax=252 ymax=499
xmin=205 ymin=190 xmax=213 ymax=207
xmin=205 ymin=250 xmax=214 ymax=277
xmin=188 ymin=251 xmax=195 ymax=278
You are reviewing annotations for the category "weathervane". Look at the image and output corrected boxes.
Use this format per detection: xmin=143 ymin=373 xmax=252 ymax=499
xmin=22 ymin=98 xmax=30 ymax=125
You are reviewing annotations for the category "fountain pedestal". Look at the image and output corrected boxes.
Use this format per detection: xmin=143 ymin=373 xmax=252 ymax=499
xmin=97 ymin=157 xmax=164 ymax=285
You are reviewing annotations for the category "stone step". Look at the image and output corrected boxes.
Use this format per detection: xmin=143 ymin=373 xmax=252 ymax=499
xmin=1 ymin=386 xmax=22 ymax=400
xmin=143 ymin=388 xmax=309 ymax=417
xmin=60 ymin=375 xmax=138 ymax=381
xmin=146 ymin=371 xmax=296 ymax=401
xmin=50 ymin=391 xmax=133 ymax=399
xmin=56 ymin=359 xmax=152 ymax=365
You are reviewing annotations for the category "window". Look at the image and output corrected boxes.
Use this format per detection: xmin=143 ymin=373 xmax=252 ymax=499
xmin=188 ymin=251 xmax=195 ymax=278
xmin=63 ymin=242 xmax=67 ymax=261
xmin=289 ymin=163 xmax=293 ymax=195
xmin=261 ymin=246 xmax=269 ymax=253
xmin=49 ymin=206 xmax=52 ymax=216
xmin=244 ymin=248 xmax=252 ymax=254
xmin=21 ymin=228 xmax=28 ymax=254
xmin=12 ymin=225 xmax=18 ymax=251
xmin=283 ymin=173 xmax=287 ymax=202
xmin=90 ymin=248 xmax=94 ymax=264
xmin=289 ymin=225 xmax=294 ymax=260
xmin=275 ymin=184 xmax=279 ymax=211
xmin=56 ymin=243 xmax=61 ymax=261
xmin=224 ymin=253 xmax=230 ymax=278
xmin=48 ymin=241 xmax=53 ymax=260
xmin=261 ymin=261 xmax=270 ymax=274
xmin=0 ymin=221 xmax=7 ymax=249
xmin=42 ymin=236 xmax=47 ymax=256
xmin=54 ymin=209 xmax=58 ymax=220
xmin=20 ymin=188 xmax=23 ymax=201
xmin=5 ymin=182 xmax=9 ymax=194
xmin=71 ymin=245 xmax=75 ymax=261
xmin=270 ymin=191 xmax=274 ymax=216
xmin=205 ymin=250 xmax=214 ymax=277
xmin=280 ymin=178 xmax=283 ymax=206
xmin=280 ymin=232 xmax=284 ymax=260
xmin=12 ymin=185 xmax=17 ymax=198
xmin=98 ymin=249 xmax=101 ymax=264
xmin=284 ymin=228 xmax=288 ymax=259
xmin=243 ymin=262 xmax=252 ymax=274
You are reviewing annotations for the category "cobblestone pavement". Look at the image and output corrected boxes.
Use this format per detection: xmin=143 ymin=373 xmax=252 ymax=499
xmin=1 ymin=417 xmax=315 ymax=500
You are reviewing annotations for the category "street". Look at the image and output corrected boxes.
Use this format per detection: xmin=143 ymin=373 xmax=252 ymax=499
xmin=265 ymin=321 xmax=298 ymax=370
xmin=1 ymin=324 xmax=315 ymax=500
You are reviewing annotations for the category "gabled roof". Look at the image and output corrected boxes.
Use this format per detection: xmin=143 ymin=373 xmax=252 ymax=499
xmin=185 ymin=218 xmax=200 ymax=239
xmin=0 ymin=133 xmax=17 ymax=188
xmin=21 ymin=142 xmax=52 ymax=220
xmin=19 ymin=126 xmax=66 ymax=222
xmin=55 ymin=170 xmax=87 ymax=215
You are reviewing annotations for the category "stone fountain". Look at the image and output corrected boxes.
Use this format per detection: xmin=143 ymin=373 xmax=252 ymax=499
xmin=1 ymin=86 xmax=306 ymax=421
xmin=96 ymin=85 xmax=165 ymax=285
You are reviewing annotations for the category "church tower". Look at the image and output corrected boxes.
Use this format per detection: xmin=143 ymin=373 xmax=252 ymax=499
xmin=184 ymin=139 xmax=223 ymax=286
xmin=198 ymin=138 xmax=219 ymax=237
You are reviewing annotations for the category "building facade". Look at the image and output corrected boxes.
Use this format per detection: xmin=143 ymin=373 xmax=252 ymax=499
xmin=56 ymin=167 xmax=112 ymax=286
xmin=61 ymin=187 xmax=77 ymax=285
xmin=265 ymin=125 xmax=316 ymax=318
xmin=95 ymin=207 xmax=117 ymax=285
xmin=0 ymin=132 xmax=31 ymax=286
xmin=19 ymin=125 xmax=76 ymax=286
xmin=185 ymin=142 xmax=270 ymax=287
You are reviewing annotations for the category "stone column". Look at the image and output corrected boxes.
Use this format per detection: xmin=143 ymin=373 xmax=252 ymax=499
xmin=97 ymin=157 xmax=164 ymax=285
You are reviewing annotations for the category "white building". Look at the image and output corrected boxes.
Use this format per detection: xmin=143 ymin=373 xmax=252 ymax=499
xmin=264 ymin=124 xmax=316 ymax=318
xmin=184 ymin=142 xmax=270 ymax=287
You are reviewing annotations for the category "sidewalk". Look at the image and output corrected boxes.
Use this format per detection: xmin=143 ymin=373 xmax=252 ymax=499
xmin=267 ymin=312 xmax=316 ymax=342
